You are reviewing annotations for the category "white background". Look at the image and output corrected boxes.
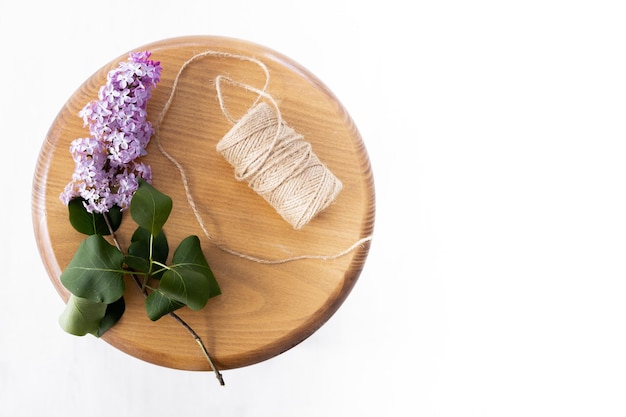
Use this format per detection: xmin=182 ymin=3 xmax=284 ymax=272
xmin=2 ymin=1 xmax=626 ymax=416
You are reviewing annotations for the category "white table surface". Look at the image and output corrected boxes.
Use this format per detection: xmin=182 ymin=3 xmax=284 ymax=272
xmin=2 ymin=1 xmax=626 ymax=416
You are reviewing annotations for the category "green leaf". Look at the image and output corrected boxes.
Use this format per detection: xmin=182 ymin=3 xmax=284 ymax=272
xmin=58 ymin=294 xmax=108 ymax=336
xmin=127 ymin=226 xmax=169 ymax=277
xmin=144 ymin=236 xmax=221 ymax=320
xmin=158 ymin=267 xmax=210 ymax=310
xmin=60 ymin=234 xmax=126 ymax=304
xmin=145 ymin=291 xmax=184 ymax=321
xmin=123 ymin=254 xmax=150 ymax=274
xmin=172 ymin=235 xmax=221 ymax=298
xmin=68 ymin=198 xmax=122 ymax=235
xmin=130 ymin=180 xmax=172 ymax=236
xmin=97 ymin=296 xmax=125 ymax=336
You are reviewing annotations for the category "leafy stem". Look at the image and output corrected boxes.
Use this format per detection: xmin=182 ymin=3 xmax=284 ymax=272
xmin=124 ymin=263 xmax=225 ymax=386
xmin=151 ymin=260 xmax=169 ymax=270
xmin=59 ymin=181 xmax=224 ymax=385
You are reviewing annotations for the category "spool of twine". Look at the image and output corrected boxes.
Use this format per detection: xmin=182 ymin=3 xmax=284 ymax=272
xmin=216 ymin=102 xmax=343 ymax=230
xmin=155 ymin=50 xmax=371 ymax=263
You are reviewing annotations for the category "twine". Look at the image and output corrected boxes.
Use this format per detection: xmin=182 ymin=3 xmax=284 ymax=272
xmin=154 ymin=50 xmax=372 ymax=263
xmin=217 ymin=102 xmax=342 ymax=230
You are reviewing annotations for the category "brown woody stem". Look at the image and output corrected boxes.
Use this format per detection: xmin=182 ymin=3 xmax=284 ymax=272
xmin=103 ymin=213 xmax=225 ymax=385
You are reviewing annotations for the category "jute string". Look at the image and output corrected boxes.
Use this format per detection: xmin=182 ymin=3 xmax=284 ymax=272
xmin=153 ymin=51 xmax=372 ymax=264
xmin=217 ymin=101 xmax=342 ymax=229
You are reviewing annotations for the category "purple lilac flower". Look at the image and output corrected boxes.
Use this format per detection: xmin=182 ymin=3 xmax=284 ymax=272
xmin=60 ymin=51 xmax=162 ymax=213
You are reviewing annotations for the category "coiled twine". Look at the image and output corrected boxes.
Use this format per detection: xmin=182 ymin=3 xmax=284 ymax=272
xmin=216 ymin=102 xmax=342 ymax=229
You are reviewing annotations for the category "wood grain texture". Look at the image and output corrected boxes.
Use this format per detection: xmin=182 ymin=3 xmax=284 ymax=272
xmin=32 ymin=36 xmax=375 ymax=371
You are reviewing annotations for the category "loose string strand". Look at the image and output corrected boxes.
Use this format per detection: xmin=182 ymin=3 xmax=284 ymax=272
xmin=154 ymin=52 xmax=275 ymax=243
xmin=155 ymin=51 xmax=270 ymax=129
xmin=214 ymin=74 xmax=287 ymax=182
xmin=153 ymin=50 xmax=372 ymax=263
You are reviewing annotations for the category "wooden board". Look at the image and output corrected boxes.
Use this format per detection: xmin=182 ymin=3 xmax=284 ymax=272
xmin=32 ymin=36 xmax=375 ymax=371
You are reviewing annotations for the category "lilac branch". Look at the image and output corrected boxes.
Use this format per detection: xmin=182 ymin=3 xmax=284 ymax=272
xmin=60 ymin=51 xmax=224 ymax=386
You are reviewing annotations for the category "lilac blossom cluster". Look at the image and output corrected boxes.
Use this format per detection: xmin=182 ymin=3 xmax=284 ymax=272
xmin=60 ymin=51 xmax=162 ymax=213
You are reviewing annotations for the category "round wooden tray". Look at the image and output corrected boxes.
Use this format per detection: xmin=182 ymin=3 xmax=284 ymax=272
xmin=32 ymin=35 xmax=375 ymax=371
